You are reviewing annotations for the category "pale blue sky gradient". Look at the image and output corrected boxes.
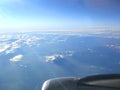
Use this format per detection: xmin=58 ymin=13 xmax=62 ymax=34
xmin=0 ymin=0 xmax=120 ymax=31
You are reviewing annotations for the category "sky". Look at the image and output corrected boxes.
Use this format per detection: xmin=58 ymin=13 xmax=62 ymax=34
xmin=0 ymin=0 xmax=120 ymax=31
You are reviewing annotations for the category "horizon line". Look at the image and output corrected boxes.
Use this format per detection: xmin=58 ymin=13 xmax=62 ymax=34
xmin=0 ymin=26 xmax=120 ymax=33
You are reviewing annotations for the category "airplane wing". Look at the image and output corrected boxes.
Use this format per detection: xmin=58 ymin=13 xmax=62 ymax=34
xmin=42 ymin=74 xmax=120 ymax=90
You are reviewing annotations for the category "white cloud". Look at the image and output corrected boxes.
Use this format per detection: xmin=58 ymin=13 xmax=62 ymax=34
xmin=106 ymin=44 xmax=120 ymax=50
xmin=45 ymin=56 xmax=56 ymax=62
xmin=10 ymin=54 xmax=23 ymax=62
xmin=24 ymin=36 xmax=40 ymax=45
xmin=19 ymin=64 xmax=27 ymax=68
xmin=87 ymin=48 xmax=96 ymax=53
xmin=65 ymin=51 xmax=74 ymax=56
xmin=0 ymin=44 xmax=10 ymax=53
xmin=45 ymin=51 xmax=74 ymax=63
xmin=51 ymin=35 xmax=68 ymax=43
xmin=16 ymin=34 xmax=40 ymax=45
xmin=0 ymin=34 xmax=41 ymax=54
xmin=45 ymin=54 xmax=64 ymax=62
xmin=6 ymin=40 xmax=21 ymax=54
xmin=0 ymin=34 xmax=12 ymax=41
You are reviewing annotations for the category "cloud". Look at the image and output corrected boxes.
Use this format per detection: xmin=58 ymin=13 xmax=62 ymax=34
xmin=0 ymin=33 xmax=42 ymax=55
xmin=6 ymin=40 xmax=21 ymax=54
xmin=106 ymin=44 xmax=120 ymax=50
xmin=10 ymin=54 xmax=23 ymax=62
xmin=65 ymin=51 xmax=74 ymax=56
xmin=45 ymin=51 xmax=74 ymax=63
xmin=5 ymin=34 xmax=41 ymax=54
xmin=0 ymin=44 xmax=10 ymax=53
xmin=87 ymin=48 xmax=96 ymax=53
xmin=0 ymin=34 xmax=12 ymax=40
xmin=52 ymin=36 xmax=67 ymax=42
xmin=45 ymin=54 xmax=64 ymax=62
xmin=24 ymin=36 xmax=40 ymax=46
xmin=19 ymin=64 xmax=27 ymax=68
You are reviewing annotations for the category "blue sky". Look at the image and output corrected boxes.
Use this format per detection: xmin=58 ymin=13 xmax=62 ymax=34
xmin=0 ymin=0 xmax=120 ymax=31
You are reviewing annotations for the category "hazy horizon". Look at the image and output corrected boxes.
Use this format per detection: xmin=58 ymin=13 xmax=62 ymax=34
xmin=0 ymin=26 xmax=120 ymax=33
xmin=0 ymin=0 xmax=120 ymax=32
